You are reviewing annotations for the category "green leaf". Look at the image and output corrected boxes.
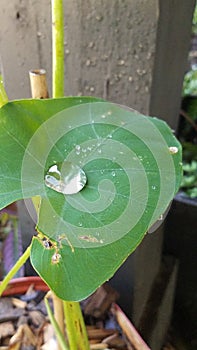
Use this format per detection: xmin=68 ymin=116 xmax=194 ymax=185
xmin=0 ymin=97 xmax=100 ymax=208
xmin=0 ymin=98 xmax=182 ymax=301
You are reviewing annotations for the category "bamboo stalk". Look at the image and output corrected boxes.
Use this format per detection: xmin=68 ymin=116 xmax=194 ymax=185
xmin=45 ymin=292 xmax=69 ymax=350
xmin=29 ymin=69 xmax=49 ymax=99
xmin=111 ymin=304 xmax=151 ymax=350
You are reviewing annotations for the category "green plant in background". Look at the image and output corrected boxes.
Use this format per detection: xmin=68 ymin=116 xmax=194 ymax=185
xmin=192 ymin=1 xmax=197 ymax=35
xmin=181 ymin=161 xmax=197 ymax=198
xmin=182 ymin=68 xmax=197 ymax=96
xmin=0 ymin=0 xmax=182 ymax=349
xmin=179 ymin=3 xmax=197 ymax=199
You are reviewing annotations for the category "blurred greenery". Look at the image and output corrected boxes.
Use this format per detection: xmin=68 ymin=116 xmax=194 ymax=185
xmin=181 ymin=161 xmax=197 ymax=198
xmin=192 ymin=1 xmax=197 ymax=35
xmin=180 ymin=0 xmax=197 ymax=200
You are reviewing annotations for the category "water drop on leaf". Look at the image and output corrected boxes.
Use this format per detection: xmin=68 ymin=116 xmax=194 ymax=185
xmin=169 ymin=146 xmax=178 ymax=154
xmin=45 ymin=161 xmax=87 ymax=195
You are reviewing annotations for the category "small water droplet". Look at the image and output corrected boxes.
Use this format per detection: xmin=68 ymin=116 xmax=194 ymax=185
xmin=158 ymin=214 xmax=163 ymax=221
xmin=98 ymin=149 xmax=102 ymax=154
xmin=169 ymin=146 xmax=178 ymax=154
xmin=152 ymin=185 xmax=156 ymax=190
xmin=101 ymin=114 xmax=106 ymax=119
xmin=45 ymin=161 xmax=87 ymax=195
xmin=111 ymin=171 xmax=116 ymax=177
xmin=78 ymin=222 xmax=83 ymax=227
xmin=75 ymin=145 xmax=81 ymax=151
xmin=117 ymin=59 xmax=125 ymax=66
xmin=51 ymin=253 xmax=61 ymax=264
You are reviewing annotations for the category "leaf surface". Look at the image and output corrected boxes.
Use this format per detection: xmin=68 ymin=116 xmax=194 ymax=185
xmin=0 ymin=99 xmax=182 ymax=300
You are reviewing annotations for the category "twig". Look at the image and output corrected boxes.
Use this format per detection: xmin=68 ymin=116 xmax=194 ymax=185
xmin=180 ymin=109 xmax=197 ymax=133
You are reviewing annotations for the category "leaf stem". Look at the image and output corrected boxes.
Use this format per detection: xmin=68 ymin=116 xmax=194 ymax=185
xmin=63 ymin=301 xmax=90 ymax=350
xmin=52 ymin=0 xmax=64 ymax=98
xmin=0 ymin=74 xmax=8 ymax=107
xmin=0 ymin=244 xmax=31 ymax=296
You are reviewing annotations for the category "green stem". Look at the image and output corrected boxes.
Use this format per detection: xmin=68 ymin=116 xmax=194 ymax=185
xmin=63 ymin=301 xmax=90 ymax=350
xmin=0 ymin=244 xmax=31 ymax=296
xmin=0 ymin=74 xmax=8 ymax=107
xmin=45 ymin=295 xmax=69 ymax=350
xmin=51 ymin=2 xmax=89 ymax=349
xmin=52 ymin=0 xmax=64 ymax=98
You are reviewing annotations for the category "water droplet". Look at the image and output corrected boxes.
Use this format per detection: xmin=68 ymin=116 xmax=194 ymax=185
xmin=158 ymin=214 xmax=163 ymax=221
xmin=117 ymin=59 xmax=125 ymax=66
xmin=45 ymin=161 xmax=87 ymax=195
xmin=111 ymin=171 xmax=116 ymax=177
xmin=101 ymin=114 xmax=106 ymax=119
xmin=75 ymin=145 xmax=81 ymax=151
xmin=51 ymin=253 xmax=61 ymax=264
xmin=169 ymin=146 xmax=178 ymax=154
xmin=98 ymin=149 xmax=102 ymax=154
xmin=152 ymin=185 xmax=156 ymax=190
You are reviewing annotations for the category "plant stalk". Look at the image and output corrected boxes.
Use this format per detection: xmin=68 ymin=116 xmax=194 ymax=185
xmin=63 ymin=301 xmax=90 ymax=350
xmin=51 ymin=1 xmax=90 ymax=349
xmin=0 ymin=245 xmax=31 ymax=296
xmin=0 ymin=74 xmax=8 ymax=107
xmin=52 ymin=0 xmax=64 ymax=98
xmin=29 ymin=67 xmax=65 ymax=349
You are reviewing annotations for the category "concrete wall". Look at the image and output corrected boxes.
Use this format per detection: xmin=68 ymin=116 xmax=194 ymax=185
xmin=150 ymin=0 xmax=196 ymax=129
xmin=0 ymin=0 xmax=158 ymax=116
